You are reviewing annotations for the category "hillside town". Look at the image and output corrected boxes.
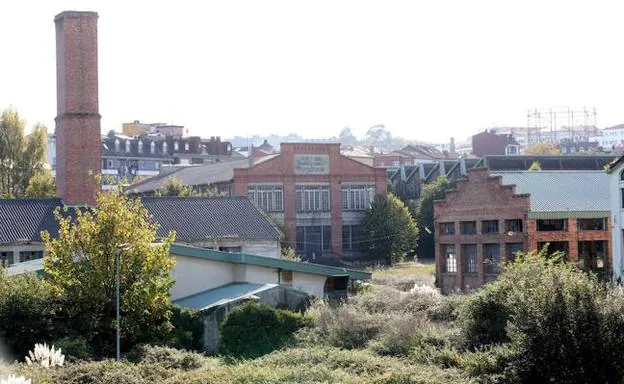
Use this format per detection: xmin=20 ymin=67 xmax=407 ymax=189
xmin=2 ymin=5 xmax=624 ymax=384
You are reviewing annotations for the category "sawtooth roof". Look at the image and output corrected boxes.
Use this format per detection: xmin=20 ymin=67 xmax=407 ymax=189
xmin=0 ymin=198 xmax=62 ymax=243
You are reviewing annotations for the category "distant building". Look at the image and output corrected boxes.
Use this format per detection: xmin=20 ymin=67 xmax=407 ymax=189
xmin=592 ymin=124 xmax=624 ymax=151
xmin=471 ymin=130 xmax=520 ymax=157
xmin=374 ymin=144 xmax=449 ymax=168
xmin=122 ymin=120 xmax=185 ymax=139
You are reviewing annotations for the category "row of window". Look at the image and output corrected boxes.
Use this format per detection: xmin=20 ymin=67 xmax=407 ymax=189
xmin=248 ymin=184 xmax=374 ymax=213
xmin=440 ymin=218 xmax=606 ymax=235
xmin=0 ymin=250 xmax=44 ymax=266
xmin=440 ymin=219 xmax=523 ymax=235
xmin=294 ymin=225 xmax=366 ymax=258
xmin=113 ymin=139 xmax=189 ymax=154
xmin=442 ymin=243 xmax=523 ymax=274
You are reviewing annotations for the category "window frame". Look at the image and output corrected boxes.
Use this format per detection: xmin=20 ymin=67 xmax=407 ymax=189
xmin=482 ymin=220 xmax=499 ymax=234
xmin=443 ymin=244 xmax=457 ymax=273
xmin=460 ymin=221 xmax=477 ymax=235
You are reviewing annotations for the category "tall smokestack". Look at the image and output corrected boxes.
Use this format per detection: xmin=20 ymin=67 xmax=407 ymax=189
xmin=54 ymin=11 xmax=101 ymax=206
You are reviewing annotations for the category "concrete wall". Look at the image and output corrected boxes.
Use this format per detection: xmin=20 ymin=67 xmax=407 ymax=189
xmin=190 ymin=239 xmax=280 ymax=259
xmin=170 ymin=255 xmax=235 ymax=301
xmin=0 ymin=243 xmax=46 ymax=266
xmin=290 ymin=272 xmax=327 ymax=297
xmin=610 ymin=167 xmax=623 ymax=279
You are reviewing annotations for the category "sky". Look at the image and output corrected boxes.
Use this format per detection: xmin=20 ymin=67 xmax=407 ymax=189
xmin=1 ymin=1 xmax=623 ymax=143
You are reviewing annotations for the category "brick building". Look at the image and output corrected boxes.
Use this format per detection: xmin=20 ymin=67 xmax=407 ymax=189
xmin=54 ymin=11 xmax=101 ymax=205
xmin=472 ymin=130 xmax=520 ymax=157
xmin=234 ymin=143 xmax=387 ymax=259
xmin=434 ymin=168 xmax=611 ymax=292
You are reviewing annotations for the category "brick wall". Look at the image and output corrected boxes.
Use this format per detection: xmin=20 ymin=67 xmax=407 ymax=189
xmin=54 ymin=11 xmax=101 ymax=206
xmin=434 ymin=168 xmax=530 ymax=292
xmin=233 ymin=143 xmax=387 ymax=257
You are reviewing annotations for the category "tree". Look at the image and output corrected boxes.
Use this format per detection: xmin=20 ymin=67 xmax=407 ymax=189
xmin=338 ymin=127 xmax=358 ymax=147
xmin=25 ymin=170 xmax=56 ymax=198
xmin=523 ymin=142 xmax=560 ymax=155
xmin=361 ymin=193 xmax=418 ymax=264
xmin=41 ymin=187 xmax=176 ymax=356
xmin=0 ymin=107 xmax=48 ymax=198
xmin=528 ymin=161 xmax=541 ymax=171
xmin=155 ymin=176 xmax=221 ymax=197
xmin=364 ymin=124 xmax=392 ymax=148
xmin=412 ymin=177 xmax=454 ymax=259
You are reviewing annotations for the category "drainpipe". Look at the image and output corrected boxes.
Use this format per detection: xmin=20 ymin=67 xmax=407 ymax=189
xmin=277 ymin=268 xmax=281 ymax=284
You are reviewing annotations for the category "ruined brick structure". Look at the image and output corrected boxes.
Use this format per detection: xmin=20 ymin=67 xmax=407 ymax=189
xmin=434 ymin=168 xmax=529 ymax=292
xmin=54 ymin=11 xmax=101 ymax=205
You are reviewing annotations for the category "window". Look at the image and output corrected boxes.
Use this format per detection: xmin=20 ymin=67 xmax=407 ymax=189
xmin=138 ymin=140 xmax=144 ymax=153
xmin=505 ymin=219 xmax=523 ymax=233
xmin=577 ymin=218 xmax=606 ymax=231
xmin=248 ymin=185 xmax=284 ymax=212
xmin=342 ymin=225 xmax=365 ymax=251
xmin=482 ymin=220 xmax=499 ymax=234
xmin=114 ymin=139 xmax=120 ymax=152
xmin=0 ymin=251 xmax=14 ymax=267
xmin=620 ymin=170 xmax=624 ymax=181
xmin=483 ymin=244 xmax=500 ymax=274
xmin=439 ymin=222 xmax=455 ymax=235
xmin=460 ymin=221 xmax=477 ymax=235
xmin=185 ymin=142 xmax=189 ymax=151
xmin=536 ymin=219 xmax=567 ymax=231
xmin=163 ymin=141 xmax=168 ymax=153
xmin=462 ymin=244 xmax=477 ymax=273
xmin=538 ymin=241 xmax=569 ymax=258
xmin=281 ymin=270 xmax=293 ymax=284
xmin=578 ymin=241 xmax=607 ymax=273
xmin=125 ymin=140 xmax=131 ymax=152
xmin=150 ymin=141 xmax=156 ymax=153
xmin=443 ymin=245 xmax=456 ymax=273
xmin=296 ymin=225 xmax=332 ymax=259
xmin=19 ymin=250 xmax=43 ymax=263
xmin=341 ymin=185 xmax=374 ymax=210
xmin=506 ymin=243 xmax=523 ymax=263
xmin=218 ymin=246 xmax=242 ymax=253
xmin=174 ymin=141 xmax=179 ymax=151
xmin=621 ymin=188 xmax=624 ymax=208
xmin=296 ymin=185 xmax=330 ymax=212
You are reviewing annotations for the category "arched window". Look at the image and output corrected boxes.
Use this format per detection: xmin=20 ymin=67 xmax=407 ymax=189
xmin=174 ymin=141 xmax=179 ymax=151
xmin=125 ymin=140 xmax=131 ymax=152
xmin=114 ymin=139 xmax=120 ymax=152
xmin=138 ymin=140 xmax=144 ymax=153
xmin=150 ymin=141 xmax=156 ymax=153
xmin=185 ymin=142 xmax=189 ymax=151
xmin=163 ymin=141 xmax=168 ymax=153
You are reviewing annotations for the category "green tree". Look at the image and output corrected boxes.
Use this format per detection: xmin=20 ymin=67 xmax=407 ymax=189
xmin=0 ymin=107 xmax=48 ymax=198
xmin=523 ymin=142 xmax=560 ymax=155
xmin=42 ymin=188 xmax=177 ymax=357
xmin=412 ymin=176 xmax=454 ymax=259
xmin=25 ymin=169 xmax=56 ymax=198
xmin=527 ymin=161 xmax=541 ymax=171
xmin=361 ymin=193 xmax=418 ymax=264
xmin=155 ymin=176 xmax=221 ymax=197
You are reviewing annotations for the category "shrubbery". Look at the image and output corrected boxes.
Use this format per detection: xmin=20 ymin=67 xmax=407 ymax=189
xmin=127 ymin=345 xmax=215 ymax=371
xmin=219 ymin=302 xmax=310 ymax=358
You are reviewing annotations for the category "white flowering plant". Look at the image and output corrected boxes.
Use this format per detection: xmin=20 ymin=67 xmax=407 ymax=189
xmin=0 ymin=375 xmax=31 ymax=384
xmin=25 ymin=342 xmax=65 ymax=368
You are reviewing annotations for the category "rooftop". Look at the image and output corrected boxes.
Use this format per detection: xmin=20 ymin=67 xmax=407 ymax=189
xmin=172 ymin=282 xmax=278 ymax=310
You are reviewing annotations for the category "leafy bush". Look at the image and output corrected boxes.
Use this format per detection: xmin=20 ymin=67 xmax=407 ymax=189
xmin=163 ymin=306 xmax=204 ymax=351
xmin=51 ymin=337 xmax=93 ymax=362
xmin=127 ymin=345 xmax=211 ymax=371
xmin=219 ymin=302 xmax=309 ymax=358
xmin=0 ymin=272 xmax=59 ymax=357
xmin=459 ymin=250 xmax=624 ymax=383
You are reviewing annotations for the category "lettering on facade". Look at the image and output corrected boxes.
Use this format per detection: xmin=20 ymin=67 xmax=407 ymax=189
xmin=294 ymin=154 xmax=330 ymax=174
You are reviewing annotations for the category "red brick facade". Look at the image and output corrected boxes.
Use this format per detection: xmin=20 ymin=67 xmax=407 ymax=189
xmin=434 ymin=168 xmax=612 ymax=292
xmin=233 ymin=143 xmax=387 ymax=258
xmin=54 ymin=11 xmax=101 ymax=206
xmin=434 ymin=168 xmax=529 ymax=292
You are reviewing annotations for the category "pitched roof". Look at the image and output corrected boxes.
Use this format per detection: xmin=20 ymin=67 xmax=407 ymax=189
xmin=490 ymin=171 xmax=610 ymax=218
xmin=128 ymin=156 xmax=277 ymax=194
xmin=170 ymin=244 xmax=372 ymax=280
xmin=0 ymin=198 xmax=62 ymax=243
xmin=141 ymin=196 xmax=282 ymax=241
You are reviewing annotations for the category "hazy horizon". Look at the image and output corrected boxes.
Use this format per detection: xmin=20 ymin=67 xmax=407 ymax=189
xmin=2 ymin=1 xmax=624 ymax=143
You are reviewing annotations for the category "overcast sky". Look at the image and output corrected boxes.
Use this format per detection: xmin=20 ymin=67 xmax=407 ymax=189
xmin=1 ymin=1 xmax=622 ymax=143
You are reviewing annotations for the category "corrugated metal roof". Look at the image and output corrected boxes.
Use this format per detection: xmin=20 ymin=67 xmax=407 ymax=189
xmin=170 ymin=244 xmax=372 ymax=281
xmin=172 ymin=282 xmax=278 ymax=310
xmin=491 ymin=171 xmax=610 ymax=213
xmin=0 ymin=198 xmax=62 ymax=243
xmin=142 ymin=196 xmax=282 ymax=241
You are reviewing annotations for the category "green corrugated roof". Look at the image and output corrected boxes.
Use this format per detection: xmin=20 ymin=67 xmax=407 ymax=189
xmin=491 ymin=171 xmax=610 ymax=214
xmin=170 ymin=244 xmax=372 ymax=280
xmin=173 ymin=282 xmax=278 ymax=310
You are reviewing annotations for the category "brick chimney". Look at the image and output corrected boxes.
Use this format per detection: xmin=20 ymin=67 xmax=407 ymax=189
xmin=54 ymin=11 xmax=101 ymax=206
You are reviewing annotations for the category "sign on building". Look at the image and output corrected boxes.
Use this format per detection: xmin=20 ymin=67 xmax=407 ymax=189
xmin=294 ymin=154 xmax=330 ymax=174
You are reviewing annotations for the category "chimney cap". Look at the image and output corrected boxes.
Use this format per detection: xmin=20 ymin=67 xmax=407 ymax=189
xmin=54 ymin=11 xmax=98 ymax=22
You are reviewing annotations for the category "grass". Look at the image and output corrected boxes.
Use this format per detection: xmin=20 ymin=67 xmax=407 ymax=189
xmin=371 ymin=260 xmax=436 ymax=290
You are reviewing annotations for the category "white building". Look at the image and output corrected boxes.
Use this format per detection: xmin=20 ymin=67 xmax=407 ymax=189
xmin=607 ymin=157 xmax=624 ymax=280
xmin=592 ymin=125 xmax=624 ymax=150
